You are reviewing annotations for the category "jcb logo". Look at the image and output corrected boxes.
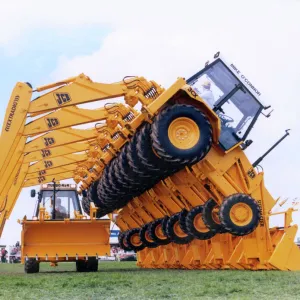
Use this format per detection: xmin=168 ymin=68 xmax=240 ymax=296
xmin=188 ymin=87 xmax=198 ymax=98
xmin=55 ymin=93 xmax=71 ymax=106
xmin=38 ymin=170 xmax=46 ymax=176
xmin=46 ymin=118 xmax=59 ymax=129
xmin=41 ymin=149 xmax=51 ymax=158
xmin=44 ymin=160 xmax=53 ymax=169
xmin=38 ymin=176 xmax=46 ymax=183
xmin=44 ymin=137 xmax=55 ymax=147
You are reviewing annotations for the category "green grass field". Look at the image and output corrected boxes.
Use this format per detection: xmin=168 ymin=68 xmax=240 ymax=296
xmin=0 ymin=262 xmax=300 ymax=299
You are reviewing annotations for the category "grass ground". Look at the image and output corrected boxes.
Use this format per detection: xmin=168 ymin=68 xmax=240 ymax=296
xmin=0 ymin=262 xmax=300 ymax=299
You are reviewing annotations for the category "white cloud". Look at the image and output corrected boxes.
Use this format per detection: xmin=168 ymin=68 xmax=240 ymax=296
xmin=1 ymin=0 xmax=300 ymax=245
xmin=50 ymin=0 xmax=300 ymax=230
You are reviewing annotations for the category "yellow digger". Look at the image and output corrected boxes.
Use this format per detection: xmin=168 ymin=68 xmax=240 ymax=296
xmin=19 ymin=182 xmax=110 ymax=273
xmin=0 ymin=51 xmax=299 ymax=271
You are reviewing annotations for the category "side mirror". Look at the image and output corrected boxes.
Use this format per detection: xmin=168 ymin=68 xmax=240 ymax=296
xmin=30 ymin=190 xmax=36 ymax=198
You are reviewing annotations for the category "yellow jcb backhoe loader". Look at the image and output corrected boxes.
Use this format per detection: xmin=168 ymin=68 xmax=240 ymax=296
xmin=0 ymin=51 xmax=299 ymax=271
xmin=18 ymin=182 xmax=110 ymax=273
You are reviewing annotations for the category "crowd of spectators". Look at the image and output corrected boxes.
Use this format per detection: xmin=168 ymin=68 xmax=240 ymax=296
xmin=1 ymin=241 xmax=20 ymax=263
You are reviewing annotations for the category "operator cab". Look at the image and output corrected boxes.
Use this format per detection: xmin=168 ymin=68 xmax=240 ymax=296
xmin=31 ymin=183 xmax=83 ymax=220
xmin=187 ymin=52 xmax=271 ymax=151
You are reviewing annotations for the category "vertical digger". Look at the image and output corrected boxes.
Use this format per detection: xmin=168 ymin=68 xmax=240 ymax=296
xmin=0 ymin=51 xmax=299 ymax=271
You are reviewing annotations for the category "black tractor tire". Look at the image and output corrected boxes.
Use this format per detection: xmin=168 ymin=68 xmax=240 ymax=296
xmin=87 ymin=257 xmax=98 ymax=272
xmin=148 ymin=218 xmax=171 ymax=245
xmin=81 ymin=196 xmax=90 ymax=215
xmin=87 ymin=180 xmax=100 ymax=204
xmin=219 ymin=194 xmax=261 ymax=236
xmin=118 ymin=231 xmax=132 ymax=251
xmin=140 ymin=223 xmax=158 ymax=248
xmin=203 ymin=199 xmax=227 ymax=233
xmin=127 ymin=132 xmax=154 ymax=178
xmin=179 ymin=208 xmax=190 ymax=235
xmin=24 ymin=258 xmax=40 ymax=273
xmin=76 ymin=257 xmax=98 ymax=272
xmin=166 ymin=212 xmax=194 ymax=244
xmin=76 ymin=260 xmax=87 ymax=272
xmin=186 ymin=205 xmax=217 ymax=240
xmin=151 ymin=104 xmax=213 ymax=166
xmin=161 ymin=216 xmax=169 ymax=236
xmin=137 ymin=123 xmax=177 ymax=176
xmin=124 ymin=228 xmax=145 ymax=252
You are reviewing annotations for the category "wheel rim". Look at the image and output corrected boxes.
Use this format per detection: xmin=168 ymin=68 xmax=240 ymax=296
xmin=173 ymin=221 xmax=188 ymax=237
xmin=229 ymin=203 xmax=253 ymax=227
xmin=130 ymin=233 xmax=142 ymax=247
xmin=212 ymin=207 xmax=221 ymax=224
xmin=145 ymin=230 xmax=154 ymax=243
xmin=193 ymin=213 xmax=209 ymax=233
xmin=168 ymin=117 xmax=200 ymax=150
xmin=155 ymin=224 xmax=167 ymax=240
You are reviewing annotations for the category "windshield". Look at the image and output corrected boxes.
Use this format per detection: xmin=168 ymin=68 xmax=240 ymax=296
xmin=188 ymin=60 xmax=263 ymax=150
xmin=37 ymin=190 xmax=80 ymax=219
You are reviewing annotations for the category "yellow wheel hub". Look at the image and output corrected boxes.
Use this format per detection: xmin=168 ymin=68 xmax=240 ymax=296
xmin=168 ymin=117 xmax=200 ymax=150
xmin=193 ymin=213 xmax=209 ymax=233
xmin=230 ymin=203 xmax=253 ymax=227
xmin=212 ymin=207 xmax=221 ymax=225
xmin=173 ymin=221 xmax=187 ymax=238
xmin=155 ymin=224 xmax=167 ymax=240
xmin=131 ymin=233 xmax=142 ymax=246
xmin=145 ymin=231 xmax=153 ymax=243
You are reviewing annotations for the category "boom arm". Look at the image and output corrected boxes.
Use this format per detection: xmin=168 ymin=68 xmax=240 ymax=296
xmin=0 ymin=71 xmax=211 ymax=238
xmin=0 ymin=73 xmax=169 ymax=236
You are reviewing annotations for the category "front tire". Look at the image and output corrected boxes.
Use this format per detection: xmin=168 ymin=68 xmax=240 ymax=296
xmin=219 ymin=194 xmax=261 ymax=236
xmin=125 ymin=228 xmax=145 ymax=252
xmin=166 ymin=213 xmax=194 ymax=244
xmin=148 ymin=218 xmax=171 ymax=245
xmin=186 ymin=205 xmax=216 ymax=240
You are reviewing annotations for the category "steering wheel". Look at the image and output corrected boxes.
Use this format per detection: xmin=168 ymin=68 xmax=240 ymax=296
xmin=218 ymin=113 xmax=234 ymax=126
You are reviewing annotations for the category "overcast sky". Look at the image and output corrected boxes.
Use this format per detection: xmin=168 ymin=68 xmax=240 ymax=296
xmin=0 ymin=0 xmax=300 ymax=246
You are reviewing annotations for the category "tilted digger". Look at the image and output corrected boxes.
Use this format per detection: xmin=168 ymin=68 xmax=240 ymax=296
xmin=0 ymin=51 xmax=300 ymax=271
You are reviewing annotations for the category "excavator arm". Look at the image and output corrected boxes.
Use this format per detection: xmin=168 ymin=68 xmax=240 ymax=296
xmin=0 ymin=74 xmax=166 ymax=236
xmin=0 ymin=72 xmax=218 ymax=237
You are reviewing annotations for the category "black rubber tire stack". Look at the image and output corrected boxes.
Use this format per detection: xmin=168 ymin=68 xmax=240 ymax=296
xmin=94 ymin=104 xmax=213 ymax=215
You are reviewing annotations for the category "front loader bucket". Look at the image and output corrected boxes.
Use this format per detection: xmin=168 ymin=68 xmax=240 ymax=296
xmin=21 ymin=219 xmax=110 ymax=263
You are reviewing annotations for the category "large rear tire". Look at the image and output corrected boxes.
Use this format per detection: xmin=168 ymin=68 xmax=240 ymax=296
xmin=151 ymin=104 xmax=213 ymax=166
